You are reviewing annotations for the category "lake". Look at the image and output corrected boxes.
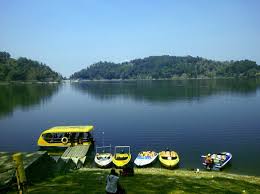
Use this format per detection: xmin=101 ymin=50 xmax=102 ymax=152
xmin=0 ymin=79 xmax=260 ymax=176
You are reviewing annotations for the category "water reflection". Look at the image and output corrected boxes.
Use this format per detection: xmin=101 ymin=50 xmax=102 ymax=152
xmin=72 ymin=79 xmax=260 ymax=102
xmin=0 ymin=84 xmax=60 ymax=118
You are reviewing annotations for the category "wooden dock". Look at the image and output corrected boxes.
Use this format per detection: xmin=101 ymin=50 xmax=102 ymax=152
xmin=0 ymin=151 xmax=55 ymax=190
xmin=0 ymin=148 xmax=91 ymax=191
xmin=61 ymin=145 xmax=90 ymax=167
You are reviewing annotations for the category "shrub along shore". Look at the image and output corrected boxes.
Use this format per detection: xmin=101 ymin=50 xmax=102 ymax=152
xmin=8 ymin=167 xmax=260 ymax=194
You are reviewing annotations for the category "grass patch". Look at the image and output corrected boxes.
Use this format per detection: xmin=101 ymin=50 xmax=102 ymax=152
xmin=7 ymin=168 xmax=260 ymax=194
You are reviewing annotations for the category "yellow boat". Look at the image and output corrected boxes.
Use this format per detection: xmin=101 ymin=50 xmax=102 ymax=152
xmin=37 ymin=125 xmax=94 ymax=148
xmin=159 ymin=150 xmax=179 ymax=168
xmin=112 ymin=146 xmax=131 ymax=168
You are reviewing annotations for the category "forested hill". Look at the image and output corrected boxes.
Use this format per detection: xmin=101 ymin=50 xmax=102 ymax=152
xmin=0 ymin=51 xmax=62 ymax=82
xmin=70 ymin=55 xmax=260 ymax=80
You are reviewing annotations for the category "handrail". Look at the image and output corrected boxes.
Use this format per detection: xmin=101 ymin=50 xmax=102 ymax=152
xmin=96 ymin=145 xmax=112 ymax=153
xmin=114 ymin=146 xmax=131 ymax=154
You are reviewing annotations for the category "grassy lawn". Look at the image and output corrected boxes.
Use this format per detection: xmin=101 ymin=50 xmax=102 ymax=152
xmin=8 ymin=168 xmax=260 ymax=194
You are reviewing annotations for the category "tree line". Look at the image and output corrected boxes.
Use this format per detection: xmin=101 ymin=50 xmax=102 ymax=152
xmin=70 ymin=55 xmax=260 ymax=80
xmin=1 ymin=52 xmax=259 ymax=81
xmin=0 ymin=51 xmax=62 ymax=82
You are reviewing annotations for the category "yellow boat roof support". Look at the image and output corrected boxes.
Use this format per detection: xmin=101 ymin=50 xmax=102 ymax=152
xmin=41 ymin=125 xmax=94 ymax=134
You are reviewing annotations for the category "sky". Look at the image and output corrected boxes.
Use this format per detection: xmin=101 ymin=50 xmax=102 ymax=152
xmin=0 ymin=0 xmax=260 ymax=77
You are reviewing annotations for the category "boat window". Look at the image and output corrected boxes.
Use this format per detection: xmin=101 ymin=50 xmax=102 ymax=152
xmin=97 ymin=155 xmax=111 ymax=160
xmin=69 ymin=133 xmax=77 ymax=142
xmin=43 ymin=133 xmax=64 ymax=143
xmin=82 ymin=132 xmax=92 ymax=141
xmin=42 ymin=133 xmax=53 ymax=142
xmin=116 ymin=156 xmax=128 ymax=160
xmin=43 ymin=132 xmax=93 ymax=143
xmin=64 ymin=133 xmax=70 ymax=138
xmin=53 ymin=133 xmax=63 ymax=142
xmin=161 ymin=156 xmax=177 ymax=160
xmin=76 ymin=132 xmax=84 ymax=144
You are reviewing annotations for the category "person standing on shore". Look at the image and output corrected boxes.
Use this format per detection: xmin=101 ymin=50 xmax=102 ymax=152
xmin=205 ymin=154 xmax=214 ymax=169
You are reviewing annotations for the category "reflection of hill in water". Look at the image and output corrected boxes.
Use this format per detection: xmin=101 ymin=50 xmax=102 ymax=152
xmin=72 ymin=79 xmax=260 ymax=102
xmin=0 ymin=84 xmax=60 ymax=118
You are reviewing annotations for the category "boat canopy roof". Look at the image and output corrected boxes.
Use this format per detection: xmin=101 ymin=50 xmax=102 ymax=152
xmin=41 ymin=126 xmax=94 ymax=134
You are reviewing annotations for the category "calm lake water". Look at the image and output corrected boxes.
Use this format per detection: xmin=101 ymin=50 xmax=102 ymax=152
xmin=0 ymin=79 xmax=260 ymax=176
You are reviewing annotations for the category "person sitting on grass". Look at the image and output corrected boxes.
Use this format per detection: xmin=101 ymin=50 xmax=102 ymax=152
xmin=106 ymin=169 xmax=119 ymax=194
xmin=106 ymin=169 xmax=125 ymax=194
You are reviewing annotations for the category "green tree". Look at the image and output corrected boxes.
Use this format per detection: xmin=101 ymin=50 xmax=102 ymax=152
xmin=0 ymin=51 xmax=62 ymax=82
xmin=70 ymin=56 xmax=260 ymax=80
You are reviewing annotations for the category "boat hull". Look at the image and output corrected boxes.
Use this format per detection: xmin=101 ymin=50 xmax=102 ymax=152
xmin=112 ymin=153 xmax=131 ymax=168
xmin=134 ymin=151 xmax=158 ymax=167
xmin=94 ymin=153 xmax=113 ymax=168
xmin=202 ymin=152 xmax=232 ymax=170
xmin=159 ymin=151 xmax=179 ymax=168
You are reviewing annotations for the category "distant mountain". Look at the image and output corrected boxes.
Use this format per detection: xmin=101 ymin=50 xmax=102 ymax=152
xmin=0 ymin=51 xmax=62 ymax=82
xmin=70 ymin=55 xmax=260 ymax=80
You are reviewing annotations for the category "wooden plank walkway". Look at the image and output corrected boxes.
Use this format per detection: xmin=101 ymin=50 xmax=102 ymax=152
xmin=0 ymin=151 xmax=49 ymax=189
xmin=61 ymin=145 xmax=90 ymax=167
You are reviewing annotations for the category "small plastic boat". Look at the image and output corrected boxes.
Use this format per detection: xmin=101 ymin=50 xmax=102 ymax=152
xmin=94 ymin=145 xmax=113 ymax=168
xmin=134 ymin=151 xmax=158 ymax=167
xmin=201 ymin=152 xmax=232 ymax=170
xmin=159 ymin=150 xmax=179 ymax=168
xmin=112 ymin=146 xmax=131 ymax=168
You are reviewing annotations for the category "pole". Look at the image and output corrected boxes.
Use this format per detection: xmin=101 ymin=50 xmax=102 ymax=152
xmin=102 ymin=132 xmax=105 ymax=147
xmin=13 ymin=153 xmax=27 ymax=194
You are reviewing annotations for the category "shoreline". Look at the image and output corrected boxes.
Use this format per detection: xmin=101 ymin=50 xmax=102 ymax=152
xmin=2 ymin=152 xmax=260 ymax=193
xmin=0 ymin=81 xmax=61 ymax=85
xmin=69 ymin=77 xmax=259 ymax=82
xmin=1 ymin=151 xmax=260 ymax=178
xmin=0 ymin=77 xmax=259 ymax=84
